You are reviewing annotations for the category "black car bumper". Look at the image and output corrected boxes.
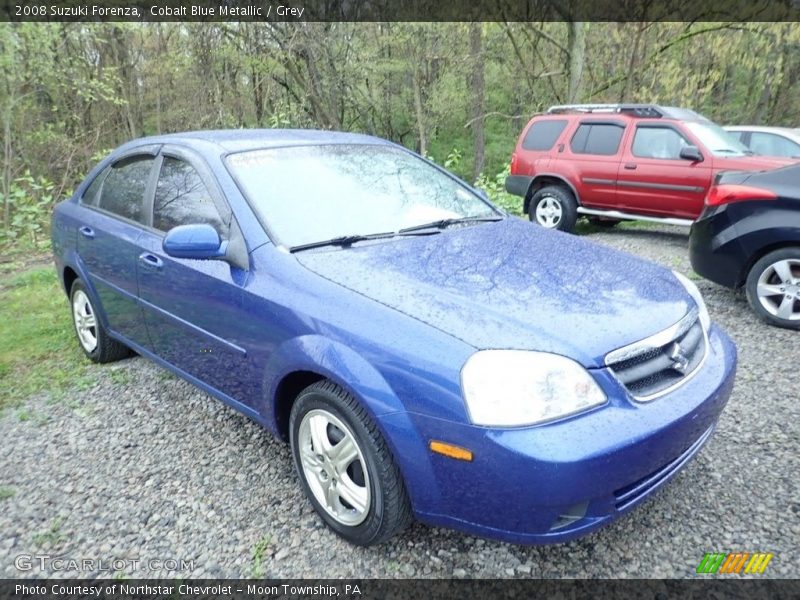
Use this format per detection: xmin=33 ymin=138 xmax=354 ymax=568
xmin=505 ymin=175 xmax=533 ymax=198
xmin=689 ymin=206 xmax=748 ymax=289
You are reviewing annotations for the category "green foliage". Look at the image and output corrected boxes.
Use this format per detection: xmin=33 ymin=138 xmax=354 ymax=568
xmin=474 ymin=163 xmax=523 ymax=216
xmin=1 ymin=172 xmax=56 ymax=248
xmin=250 ymin=534 xmax=272 ymax=578
xmin=32 ymin=517 xmax=66 ymax=548
xmin=0 ymin=266 xmax=93 ymax=411
xmin=3 ymin=22 xmax=800 ymax=255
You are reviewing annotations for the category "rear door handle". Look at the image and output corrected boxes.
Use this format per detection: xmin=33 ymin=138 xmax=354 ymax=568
xmin=624 ymin=163 xmax=638 ymax=170
xmin=138 ymin=253 xmax=163 ymax=270
xmin=78 ymin=226 xmax=95 ymax=239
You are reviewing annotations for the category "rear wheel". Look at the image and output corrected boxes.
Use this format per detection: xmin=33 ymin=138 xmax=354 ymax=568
xmin=289 ymin=380 xmax=412 ymax=546
xmin=528 ymin=186 xmax=578 ymax=233
xmin=70 ymin=279 xmax=131 ymax=363
xmin=745 ymin=248 xmax=800 ymax=330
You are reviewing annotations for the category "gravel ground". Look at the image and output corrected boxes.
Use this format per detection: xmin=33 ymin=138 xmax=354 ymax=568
xmin=0 ymin=223 xmax=797 ymax=579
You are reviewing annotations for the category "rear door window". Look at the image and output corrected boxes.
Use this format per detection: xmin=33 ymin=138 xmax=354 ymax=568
xmin=522 ymin=119 xmax=568 ymax=151
xmin=97 ymin=157 xmax=155 ymax=223
xmin=80 ymin=169 xmax=108 ymax=207
xmin=570 ymin=123 xmax=625 ymax=156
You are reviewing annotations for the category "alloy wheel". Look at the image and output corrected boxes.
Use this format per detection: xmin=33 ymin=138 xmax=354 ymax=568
xmin=756 ymin=258 xmax=800 ymax=322
xmin=72 ymin=289 xmax=98 ymax=352
xmin=297 ymin=409 xmax=371 ymax=526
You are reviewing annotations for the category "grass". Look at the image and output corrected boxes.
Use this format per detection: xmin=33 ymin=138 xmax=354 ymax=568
xmin=0 ymin=266 xmax=93 ymax=411
xmin=32 ymin=517 xmax=66 ymax=548
xmin=250 ymin=534 xmax=272 ymax=578
xmin=0 ymin=486 xmax=15 ymax=500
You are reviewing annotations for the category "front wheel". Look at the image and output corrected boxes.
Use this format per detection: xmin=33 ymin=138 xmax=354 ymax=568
xmin=528 ymin=186 xmax=578 ymax=232
xmin=289 ymin=380 xmax=412 ymax=546
xmin=745 ymin=248 xmax=800 ymax=330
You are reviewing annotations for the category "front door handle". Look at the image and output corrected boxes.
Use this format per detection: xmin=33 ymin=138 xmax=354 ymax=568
xmin=138 ymin=253 xmax=163 ymax=270
xmin=623 ymin=163 xmax=638 ymax=170
xmin=78 ymin=226 xmax=95 ymax=239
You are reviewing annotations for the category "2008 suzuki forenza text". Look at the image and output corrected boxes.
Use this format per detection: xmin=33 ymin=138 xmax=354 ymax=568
xmin=51 ymin=130 xmax=737 ymax=546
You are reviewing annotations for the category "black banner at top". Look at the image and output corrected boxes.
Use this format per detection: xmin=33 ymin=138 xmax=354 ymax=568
xmin=2 ymin=0 xmax=800 ymax=22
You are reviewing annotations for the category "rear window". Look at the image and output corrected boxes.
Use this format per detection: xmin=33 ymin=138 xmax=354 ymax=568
xmin=80 ymin=169 xmax=108 ymax=207
xmin=570 ymin=123 xmax=625 ymax=156
xmin=522 ymin=119 xmax=568 ymax=151
xmin=97 ymin=156 xmax=154 ymax=223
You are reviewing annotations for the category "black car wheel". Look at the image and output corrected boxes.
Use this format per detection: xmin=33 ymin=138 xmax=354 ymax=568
xmin=529 ymin=186 xmax=578 ymax=233
xmin=289 ymin=380 xmax=412 ymax=546
xmin=70 ymin=279 xmax=132 ymax=363
xmin=745 ymin=248 xmax=800 ymax=330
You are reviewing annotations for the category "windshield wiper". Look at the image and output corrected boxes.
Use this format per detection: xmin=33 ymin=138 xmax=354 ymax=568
xmin=289 ymin=229 xmax=438 ymax=253
xmin=398 ymin=215 xmax=504 ymax=234
xmin=290 ymin=232 xmax=396 ymax=252
xmin=713 ymin=148 xmax=745 ymax=155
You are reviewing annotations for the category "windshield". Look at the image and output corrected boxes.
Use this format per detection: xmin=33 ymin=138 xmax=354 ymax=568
xmin=684 ymin=122 xmax=751 ymax=157
xmin=226 ymin=144 xmax=499 ymax=248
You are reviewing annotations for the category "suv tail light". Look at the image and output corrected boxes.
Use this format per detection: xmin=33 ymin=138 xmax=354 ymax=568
xmin=705 ymin=184 xmax=777 ymax=207
xmin=510 ymin=152 xmax=518 ymax=174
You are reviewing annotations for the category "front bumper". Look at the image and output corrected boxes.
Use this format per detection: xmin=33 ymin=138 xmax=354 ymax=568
xmin=379 ymin=324 xmax=737 ymax=544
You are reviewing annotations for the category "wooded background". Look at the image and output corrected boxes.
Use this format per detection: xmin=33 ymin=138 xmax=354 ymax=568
xmin=2 ymin=21 xmax=799 ymax=248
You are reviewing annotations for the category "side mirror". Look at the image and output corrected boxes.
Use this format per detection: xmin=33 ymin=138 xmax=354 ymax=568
xmin=679 ymin=145 xmax=704 ymax=162
xmin=163 ymin=224 xmax=228 ymax=260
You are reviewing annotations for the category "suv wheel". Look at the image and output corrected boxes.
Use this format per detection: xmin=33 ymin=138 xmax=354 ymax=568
xmin=529 ymin=186 xmax=578 ymax=232
xmin=745 ymin=248 xmax=800 ymax=330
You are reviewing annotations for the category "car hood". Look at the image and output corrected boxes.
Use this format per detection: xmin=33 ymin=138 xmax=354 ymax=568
xmin=295 ymin=218 xmax=692 ymax=367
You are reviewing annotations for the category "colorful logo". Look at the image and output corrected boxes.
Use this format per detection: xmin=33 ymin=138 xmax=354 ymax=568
xmin=696 ymin=552 xmax=773 ymax=574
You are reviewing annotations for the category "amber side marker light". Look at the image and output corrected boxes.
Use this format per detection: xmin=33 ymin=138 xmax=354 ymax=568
xmin=429 ymin=440 xmax=473 ymax=461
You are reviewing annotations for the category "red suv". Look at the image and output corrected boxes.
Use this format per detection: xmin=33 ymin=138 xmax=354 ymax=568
xmin=506 ymin=104 xmax=794 ymax=232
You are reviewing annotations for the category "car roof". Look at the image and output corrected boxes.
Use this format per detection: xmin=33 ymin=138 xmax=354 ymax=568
xmin=724 ymin=125 xmax=800 ymax=140
xmin=543 ymin=104 xmax=710 ymax=122
xmin=114 ymin=129 xmax=395 ymax=155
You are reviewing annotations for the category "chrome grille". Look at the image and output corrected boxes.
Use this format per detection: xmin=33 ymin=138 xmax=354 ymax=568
xmin=605 ymin=309 xmax=707 ymax=401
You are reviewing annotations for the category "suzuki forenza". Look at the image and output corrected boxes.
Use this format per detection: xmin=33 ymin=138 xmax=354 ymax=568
xmin=52 ymin=130 xmax=737 ymax=545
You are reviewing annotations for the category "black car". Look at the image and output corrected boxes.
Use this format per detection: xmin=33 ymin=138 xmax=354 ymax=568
xmin=690 ymin=164 xmax=800 ymax=329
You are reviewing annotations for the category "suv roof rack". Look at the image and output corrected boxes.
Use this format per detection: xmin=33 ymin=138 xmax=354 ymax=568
xmin=547 ymin=104 xmax=666 ymax=118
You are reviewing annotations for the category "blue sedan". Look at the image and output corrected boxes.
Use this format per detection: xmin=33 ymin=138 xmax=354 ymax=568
xmin=51 ymin=130 xmax=737 ymax=546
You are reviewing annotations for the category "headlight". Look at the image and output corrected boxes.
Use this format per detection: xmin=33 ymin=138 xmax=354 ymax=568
xmin=460 ymin=350 xmax=607 ymax=427
xmin=672 ymin=270 xmax=711 ymax=331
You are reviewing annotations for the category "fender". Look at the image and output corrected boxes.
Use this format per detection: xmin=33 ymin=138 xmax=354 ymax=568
xmin=259 ymin=334 xmax=441 ymax=512
xmin=58 ymin=251 xmax=113 ymax=332
xmin=508 ymin=173 xmax=582 ymax=214
xmin=260 ymin=335 xmax=406 ymax=430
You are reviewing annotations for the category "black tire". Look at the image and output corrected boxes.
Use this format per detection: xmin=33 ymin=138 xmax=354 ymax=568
xmin=587 ymin=216 xmax=621 ymax=228
xmin=745 ymin=248 xmax=800 ymax=330
xmin=69 ymin=279 xmax=132 ymax=363
xmin=289 ymin=380 xmax=412 ymax=546
xmin=528 ymin=185 xmax=578 ymax=232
